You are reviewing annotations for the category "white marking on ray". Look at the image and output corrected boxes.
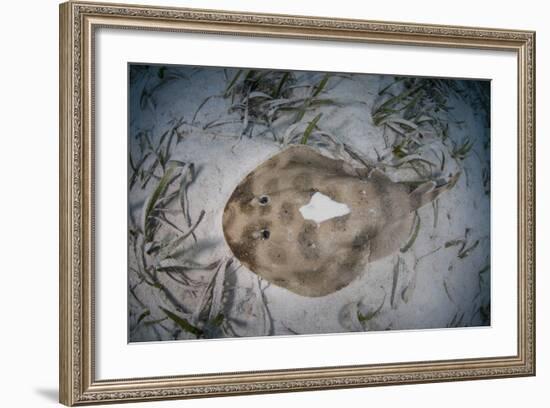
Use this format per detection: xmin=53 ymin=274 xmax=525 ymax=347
xmin=299 ymin=192 xmax=351 ymax=224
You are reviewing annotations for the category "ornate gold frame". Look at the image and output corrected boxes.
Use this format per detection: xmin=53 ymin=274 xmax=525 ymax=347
xmin=59 ymin=1 xmax=536 ymax=405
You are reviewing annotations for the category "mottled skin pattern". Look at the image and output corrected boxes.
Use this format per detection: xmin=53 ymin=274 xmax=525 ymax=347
xmin=222 ymin=145 xmax=458 ymax=297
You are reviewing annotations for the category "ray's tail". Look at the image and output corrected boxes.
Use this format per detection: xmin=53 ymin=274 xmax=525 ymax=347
xmin=409 ymin=172 xmax=461 ymax=210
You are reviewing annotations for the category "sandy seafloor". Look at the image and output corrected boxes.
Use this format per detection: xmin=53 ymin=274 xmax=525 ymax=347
xmin=127 ymin=64 xmax=491 ymax=342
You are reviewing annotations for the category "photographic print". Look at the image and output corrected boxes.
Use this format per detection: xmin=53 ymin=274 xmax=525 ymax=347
xmin=127 ymin=63 xmax=491 ymax=342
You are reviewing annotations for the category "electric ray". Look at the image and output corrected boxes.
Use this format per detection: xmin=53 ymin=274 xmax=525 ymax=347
xmin=222 ymin=145 xmax=459 ymax=297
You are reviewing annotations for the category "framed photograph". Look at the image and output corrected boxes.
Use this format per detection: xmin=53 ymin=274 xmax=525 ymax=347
xmin=59 ymin=1 xmax=536 ymax=405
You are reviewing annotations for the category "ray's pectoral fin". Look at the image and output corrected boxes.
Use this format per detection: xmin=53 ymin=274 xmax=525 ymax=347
xmin=409 ymin=172 xmax=461 ymax=211
xmin=368 ymin=214 xmax=415 ymax=262
xmin=368 ymin=168 xmax=393 ymax=183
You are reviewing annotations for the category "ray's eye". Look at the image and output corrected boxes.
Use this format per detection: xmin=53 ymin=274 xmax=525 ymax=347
xmin=258 ymin=195 xmax=270 ymax=205
xmin=261 ymin=229 xmax=271 ymax=240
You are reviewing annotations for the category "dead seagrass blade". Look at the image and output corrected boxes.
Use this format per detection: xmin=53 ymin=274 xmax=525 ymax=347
xmin=222 ymin=145 xmax=458 ymax=297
